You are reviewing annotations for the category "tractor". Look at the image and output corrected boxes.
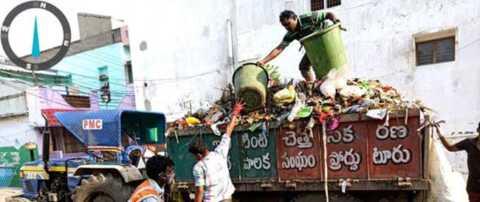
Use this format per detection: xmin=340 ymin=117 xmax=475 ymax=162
xmin=11 ymin=109 xmax=166 ymax=202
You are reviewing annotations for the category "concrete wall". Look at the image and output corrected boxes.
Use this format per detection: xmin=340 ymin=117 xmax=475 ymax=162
xmin=78 ymin=13 xmax=112 ymax=41
xmin=0 ymin=81 xmax=41 ymax=187
xmin=0 ymin=80 xmax=28 ymax=118
xmin=0 ymin=81 xmax=39 ymax=148
xmin=129 ymin=1 xmax=236 ymax=118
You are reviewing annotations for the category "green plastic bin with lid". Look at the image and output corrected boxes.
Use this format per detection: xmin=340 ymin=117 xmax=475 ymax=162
xmin=232 ymin=63 xmax=269 ymax=112
xmin=300 ymin=23 xmax=347 ymax=79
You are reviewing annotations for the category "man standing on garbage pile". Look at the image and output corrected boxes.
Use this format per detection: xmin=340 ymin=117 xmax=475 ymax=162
xmin=129 ymin=155 xmax=175 ymax=202
xmin=257 ymin=10 xmax=340 ymax=81
xmin=436 ymin=122 xmax=480 ymax=202
xmin=189 ymin=101 xmax=244 ymax=202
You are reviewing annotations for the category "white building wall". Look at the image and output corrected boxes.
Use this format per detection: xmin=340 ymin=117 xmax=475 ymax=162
xmin=128 ymin=1 xmax=236 ymax=119
xmin=0 ymin=80 xmax=41 ymax=150
xmin=0 ymin=80 xmax=28 ymax=117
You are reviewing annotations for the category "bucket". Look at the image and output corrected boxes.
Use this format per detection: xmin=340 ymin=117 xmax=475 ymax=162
xmin=300 ymin=23 xmax=347 ymax=79
xmin=232 ymin=63 xmax=269 ymax=111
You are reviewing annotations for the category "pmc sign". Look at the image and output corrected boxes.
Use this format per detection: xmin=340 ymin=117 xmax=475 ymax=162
xmin=82 ymin=119 xmax=103 ymax=130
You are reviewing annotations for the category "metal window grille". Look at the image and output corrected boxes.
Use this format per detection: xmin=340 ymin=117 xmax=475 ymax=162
xmin=327 ymin=0 xmax=341 ymax=8
xmin=311 ymin=0 xmax=341 ymax=10
xmin=311 ymin=0 xmax=324 ymax=11
xmin=416 ymin=37 xmax=455 ymax=66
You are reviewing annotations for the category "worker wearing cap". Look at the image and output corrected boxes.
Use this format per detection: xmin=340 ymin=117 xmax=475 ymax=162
xmin=436 ymin=122 xmax=480 ymax=202
xmin=188 ymin=102 xmax=244 ymax=202
xmin=258 ymin=10 xmax=339 ymax=81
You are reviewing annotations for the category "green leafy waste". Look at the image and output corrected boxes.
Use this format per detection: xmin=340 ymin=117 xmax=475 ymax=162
xmin=264 ymin=64 xmax=281 ymax=83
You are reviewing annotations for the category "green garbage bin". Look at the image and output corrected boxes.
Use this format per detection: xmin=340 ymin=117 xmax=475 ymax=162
xmin=300 ymin=23 xmax=347 ymax=79
xmin=232 ymin=63 xmax=269 ymax=112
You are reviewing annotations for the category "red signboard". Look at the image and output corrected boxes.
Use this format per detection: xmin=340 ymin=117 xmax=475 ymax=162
xmin=277 ymin=121 xmax=323 ymax=180
xmin=324 ymin=121 xmax=369 ymax=179
xmin=275 ymin=113 xmax=423 ymax=181
xmin=367 ymin=116 xmax=422 ymax=178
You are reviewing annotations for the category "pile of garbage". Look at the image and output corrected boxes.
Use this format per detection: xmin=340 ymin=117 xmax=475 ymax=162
xmin=169 ymin=77 xmax=424 ymax=134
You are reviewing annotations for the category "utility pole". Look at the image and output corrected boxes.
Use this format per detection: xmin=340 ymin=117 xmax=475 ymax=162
xmin=31 ymin=69 xmax=38 ymax=86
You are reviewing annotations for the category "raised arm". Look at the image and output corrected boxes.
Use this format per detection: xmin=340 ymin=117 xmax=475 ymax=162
xmin=258 ymin=46 xmax=285 ymax=66
xmin=214 ymin=101 xmax=244 ymax=158
xmin=435 ymin=126 xmax=460 ymax=152
xmin=225 ymin=101 xmax=244 ymax=138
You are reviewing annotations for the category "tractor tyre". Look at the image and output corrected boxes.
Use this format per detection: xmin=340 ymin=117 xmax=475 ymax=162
xmin=72 ymin=173 xmax=133 ymax=202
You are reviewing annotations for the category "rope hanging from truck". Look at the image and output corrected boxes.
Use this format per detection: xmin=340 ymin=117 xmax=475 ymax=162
xmin=322 ymin=122 xmax=330 ymax=202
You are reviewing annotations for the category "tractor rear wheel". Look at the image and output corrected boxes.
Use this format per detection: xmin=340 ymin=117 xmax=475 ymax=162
xmin=72 ymin=173 xmax=133 ymax=202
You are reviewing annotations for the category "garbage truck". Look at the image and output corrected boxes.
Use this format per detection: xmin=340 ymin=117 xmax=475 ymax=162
xmin=167 ymin=109 xmax=431 ymax=202
xmin=10 ymin=109 xmax=167 ymax=202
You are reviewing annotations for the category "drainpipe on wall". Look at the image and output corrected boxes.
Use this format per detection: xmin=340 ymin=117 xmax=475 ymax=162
xmin=227 ymin=19 xmax=235 ymax=71
xmin=139 ymin=40 xmax=152 ymax=111
xmin=228 ymin=0 xmax=239 ymax=71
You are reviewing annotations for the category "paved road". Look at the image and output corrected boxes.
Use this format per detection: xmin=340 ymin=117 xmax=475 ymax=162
xmin=0 ymin=188 xmax=22 ymax=202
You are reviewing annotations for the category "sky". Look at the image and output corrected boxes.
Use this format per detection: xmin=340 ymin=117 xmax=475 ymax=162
xmin=0 ymin=0 xmax=133 ymax=58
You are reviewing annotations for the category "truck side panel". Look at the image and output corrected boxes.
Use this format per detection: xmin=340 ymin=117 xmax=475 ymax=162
xmin=168 ymin=111 xmax=427 ymax=192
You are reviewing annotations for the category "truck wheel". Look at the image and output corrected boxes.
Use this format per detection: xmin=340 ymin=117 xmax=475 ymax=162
xmin=72 ymin=173 xmax=133 ymax=202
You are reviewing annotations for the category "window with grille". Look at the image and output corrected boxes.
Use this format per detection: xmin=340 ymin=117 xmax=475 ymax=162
xmin=311 ymin=0 xmax=341 ymax=11
xmin=62 ymin=95 xmax=91 ymax=108
xmin=124 ymin=61 xmax=133 ymax=84
xmin=416 ymin=37 xmax=455 ymax=66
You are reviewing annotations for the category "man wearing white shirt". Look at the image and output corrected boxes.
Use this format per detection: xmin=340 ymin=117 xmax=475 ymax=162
xmin=189 ymin=102 xmax=244 ymax=202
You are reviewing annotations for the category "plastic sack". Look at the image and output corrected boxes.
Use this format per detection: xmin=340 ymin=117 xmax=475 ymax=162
xmin=339 ymin=85 xmax=366 ymax=98
xmin=320 ymin=79 xmax=336 ymax=98
xmin=428 ymin=138 xmax=469 ymax=202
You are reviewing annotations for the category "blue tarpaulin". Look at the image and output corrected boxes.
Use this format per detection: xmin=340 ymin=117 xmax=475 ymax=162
xmin=54 ymin=110 xmax=166 ymax=147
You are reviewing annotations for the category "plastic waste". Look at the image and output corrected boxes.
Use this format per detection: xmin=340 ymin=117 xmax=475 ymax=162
xmin=339 ymin=85 xmax=366 ymax=98
xmin=327 ymin=66 xmax=348 ymax=90
xmin=273 ymin=85 xmax=296 ymax=106
xmin=334 ymin=76 xmax=348 ymax=90
xmin=296 ymin=106 xmax=313 ymax=119
xmin=248 ymin=122 xmax=263 ymax=132
xmin=288 ymin=94 xmax=306 ymax=122
xmin=320 ymin=79 xmax=336 ymax=98
xmin=328 ymin=117 xmax=340 ymax=130
xmin=276 ymin=112 xmax=290 ymax=123
xmin=210 ymin=120 xmax=227 ymax=136
xmin=366 ymin=109 xmax=387 ymax=120
xmin=185 ymin=116 xmax=201 ymax=126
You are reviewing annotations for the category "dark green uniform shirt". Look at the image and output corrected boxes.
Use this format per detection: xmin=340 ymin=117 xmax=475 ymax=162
xmin=279 ymin=11 xmax=327 ymax=48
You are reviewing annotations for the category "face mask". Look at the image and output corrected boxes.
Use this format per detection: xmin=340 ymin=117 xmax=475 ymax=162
xmin=167 ymin=172 xmax=175 ymax=184
xmin=159 ymin=171 xmax=175 ymax=185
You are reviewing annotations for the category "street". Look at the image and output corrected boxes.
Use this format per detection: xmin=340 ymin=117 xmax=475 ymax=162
xmin=0 ymin=188 xmax=22 ymax=202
